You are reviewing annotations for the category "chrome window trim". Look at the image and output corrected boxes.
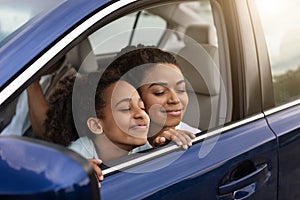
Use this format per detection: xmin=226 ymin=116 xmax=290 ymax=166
xmin=264 ymin=99 xmax=300 ymax=116
xmin=103 ymin=113 xmax=264 ymax=175
xmin=0 ymin=0 xmax=137 ymax=106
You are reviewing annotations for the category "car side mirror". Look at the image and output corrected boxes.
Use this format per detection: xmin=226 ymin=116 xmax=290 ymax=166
xmin=0 ymin=135 xmax=100 ymax=200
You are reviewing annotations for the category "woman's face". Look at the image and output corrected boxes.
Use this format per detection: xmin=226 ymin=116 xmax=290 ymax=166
xmin=139 ymin=63 xmax=189 ymax=128
xmin=100 ymin=80 xmax=149 ymax=150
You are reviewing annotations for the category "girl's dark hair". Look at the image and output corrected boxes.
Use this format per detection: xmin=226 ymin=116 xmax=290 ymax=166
xmin=44 ymin=68 xmax=122 ymax=146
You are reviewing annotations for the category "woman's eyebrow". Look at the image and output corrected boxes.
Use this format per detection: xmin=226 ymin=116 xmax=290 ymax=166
xmin=114 ymin=98 xmax=131 ymax=108
xmin=148 ymin=82 xmax=168 ymax=88
xmin=176 ymin=80 xmax=186 ymax=86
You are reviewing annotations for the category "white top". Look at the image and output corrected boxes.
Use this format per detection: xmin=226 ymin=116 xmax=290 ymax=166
xmin=177 ymin=121 xmax=201 ymax=134
xmin=68 ymin=137 xmax=150 ymax=159
xmin=69 ymin=121 xmax=200 ymax=159
xmin=68 ymin=137 xmax=100 ymax=159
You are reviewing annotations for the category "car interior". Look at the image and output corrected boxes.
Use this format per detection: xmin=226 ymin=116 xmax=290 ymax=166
xmin=0 ymin=0 xmax=233 ymax=157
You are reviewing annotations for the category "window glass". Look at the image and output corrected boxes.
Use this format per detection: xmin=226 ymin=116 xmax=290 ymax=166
xmin=0 ymin=0 xmax=64 ymax=45
xmin=256 ymin=0 xmax=300 ymax=105
xmin=89 ymin=11 xmax=166 ymax=55
xmin=163 ymin=1 xmax=215 ymax=52
xmin=131 ymin=11 xmax=166 ymax=46
xmin=89 ymin=14 xmax=136 ymax=55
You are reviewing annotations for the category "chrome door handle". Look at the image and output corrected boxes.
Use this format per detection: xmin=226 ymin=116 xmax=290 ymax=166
xmin=218 ymin=163 xmax=269 ymax=198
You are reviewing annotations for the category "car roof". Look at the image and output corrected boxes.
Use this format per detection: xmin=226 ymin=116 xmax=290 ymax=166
xmin=0 ymin=0 xmax=111 ymax=90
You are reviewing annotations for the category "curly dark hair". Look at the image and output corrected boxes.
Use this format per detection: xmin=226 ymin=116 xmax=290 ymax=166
xmin=43 ymin=74 xmax=78 ymax=146
xmin=107 ymin=44 xmax=178 ymax=88
xmin=44 ymin=68 xmax=122 ymax=146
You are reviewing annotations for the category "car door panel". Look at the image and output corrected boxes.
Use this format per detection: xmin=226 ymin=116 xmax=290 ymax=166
xmin=101 ymin=117 xmax=277 ymax=199
xmin=265 ymin=104 xmax=300 ymax=199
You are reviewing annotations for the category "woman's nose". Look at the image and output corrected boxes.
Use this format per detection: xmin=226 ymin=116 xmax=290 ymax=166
xmin=167 ymin=90 xmax=180 ymax=104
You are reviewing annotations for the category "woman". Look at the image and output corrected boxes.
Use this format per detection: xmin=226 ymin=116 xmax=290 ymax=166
xmin=110 ymin=44 xmax=199 ymax=149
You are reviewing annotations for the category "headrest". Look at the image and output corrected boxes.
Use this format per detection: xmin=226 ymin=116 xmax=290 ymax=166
xmin=184 ymin=24 xmax=217 ymax=46
xmin=177 ymin=23 xmax=220 ymax=96
xmin=177 ymin=45 xmax=220 ymax=96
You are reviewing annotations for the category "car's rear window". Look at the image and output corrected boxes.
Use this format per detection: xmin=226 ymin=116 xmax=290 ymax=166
xmin=0 ymin=0 xmax=65 ymax=45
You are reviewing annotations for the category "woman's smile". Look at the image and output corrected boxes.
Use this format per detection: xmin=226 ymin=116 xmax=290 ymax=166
xmin=161 ymin=108 xmax=182 ymax=116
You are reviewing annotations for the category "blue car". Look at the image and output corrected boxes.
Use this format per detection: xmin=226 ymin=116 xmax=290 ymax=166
xmin=1 ymin=0 xmax=300 ymax=199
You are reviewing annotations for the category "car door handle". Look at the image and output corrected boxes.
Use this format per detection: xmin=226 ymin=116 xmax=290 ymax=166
xmin=218 ymin=163 xmax=269 ymax=196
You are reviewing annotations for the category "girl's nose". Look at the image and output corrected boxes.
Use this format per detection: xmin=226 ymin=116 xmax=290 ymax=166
xmin=133 ymin=107 xmax=148 ymax=120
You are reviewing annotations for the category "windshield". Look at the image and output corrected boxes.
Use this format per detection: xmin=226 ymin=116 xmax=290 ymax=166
xmin=0 ymin=0 xmax=65 ymax=45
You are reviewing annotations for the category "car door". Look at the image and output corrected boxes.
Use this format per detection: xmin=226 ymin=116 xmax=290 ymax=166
xmin=254 ymin=0 xmax=300 ymax=199
xmin=101 ymin=117 xmax=277 ymax=199
xmin=265 ymin=105 xmax=300 ymax=200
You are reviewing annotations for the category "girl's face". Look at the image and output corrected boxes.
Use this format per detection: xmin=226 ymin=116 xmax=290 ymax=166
xmin=100 ymin=81 xmax=149 ymax=150
xmin=139 ymin=63 xmax=189 ymax=128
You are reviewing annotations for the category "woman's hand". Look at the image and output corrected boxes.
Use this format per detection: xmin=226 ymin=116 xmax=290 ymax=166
xmin=150 ymin=129 xmax=195 ymax=149
xmin=87 ymin=159 xmax=104 ymax=188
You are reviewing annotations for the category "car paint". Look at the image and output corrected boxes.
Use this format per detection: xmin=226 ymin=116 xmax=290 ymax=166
xmin=265 ymin=103 xmax=300 ymax=199
xmin=0 ymin=0 xmax=300 ymax=199
xmin=0 ymin=136 xmax=99 ymax=199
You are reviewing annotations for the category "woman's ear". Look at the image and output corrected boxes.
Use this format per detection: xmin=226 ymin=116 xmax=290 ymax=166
xmin=87 ymin=117 xmax=103 ymax=135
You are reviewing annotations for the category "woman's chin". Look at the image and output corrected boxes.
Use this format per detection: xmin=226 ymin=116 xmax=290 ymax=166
xmin=132 ymin=138 xmax=148 ymax=146
xmin=151 ymin=117 xmax=181 ymax=128
xmin=164 ymin=119 xmax=181 ymax=127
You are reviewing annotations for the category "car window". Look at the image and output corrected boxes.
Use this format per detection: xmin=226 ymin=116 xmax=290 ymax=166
xmin=84 ymin=0 xmax=228 ymax=133
xmin=89 ymin=11 xmax=166 ymax=55
xmin=256 ymin=0 xmax=300 ymax=106
xmin=0 ymin=0 xmax=65 ymax=46
xmin=67 ymin=0 xmax=231 ymax=170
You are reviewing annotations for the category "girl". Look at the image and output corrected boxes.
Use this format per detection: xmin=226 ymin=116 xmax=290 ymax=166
xmin=44 ymin=70 xmax=150 ymax=186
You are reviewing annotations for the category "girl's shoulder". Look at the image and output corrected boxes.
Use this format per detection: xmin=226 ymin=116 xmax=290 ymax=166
xmin=68 ymin=137 xmax=99 ymax=159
